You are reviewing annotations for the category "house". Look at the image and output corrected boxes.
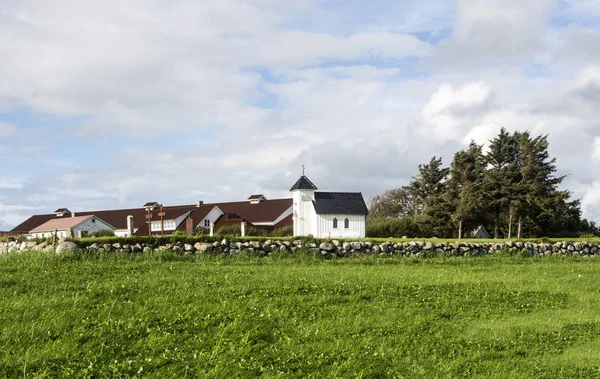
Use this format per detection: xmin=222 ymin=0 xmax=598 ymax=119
xmin=28 ymin=215 xmax=116 ymax=239
xmin=291 ymin=174 xmax=368 ymax=238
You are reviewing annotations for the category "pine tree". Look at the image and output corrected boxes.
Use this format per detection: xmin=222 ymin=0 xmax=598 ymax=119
xmin=513 ymin=131 xmax=566 ymax=238
xmin=409 ymin=156 xmax=450 ymax=215
xmin=446 ymin=141 xmax=486 ymax=239
xmin=408 ymin=156 xmax=451 ymax=236
xmin=483 ymin=128 xmax=519 ymax=238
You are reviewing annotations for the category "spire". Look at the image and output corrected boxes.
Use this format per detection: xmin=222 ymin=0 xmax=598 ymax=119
xmin=290 ymin=174 xmax=318 ymax=191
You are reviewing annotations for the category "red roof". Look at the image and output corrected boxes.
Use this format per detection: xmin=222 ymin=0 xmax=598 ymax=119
xmin=11 ymin=198 xmax=292 ymax=235
xmin=29 ymin=215 xmax=99 ymax=233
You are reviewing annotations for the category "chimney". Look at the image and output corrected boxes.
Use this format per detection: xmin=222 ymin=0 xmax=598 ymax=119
xmin=196 ymin=201 xmax=203 ymax=207
xmin=127 ymin=215 xmax=134 ymax=236
xmin=71 ymin=212 xmax=76 ymax=218
xmin=186 ymin=217 xmax=193 ymax=235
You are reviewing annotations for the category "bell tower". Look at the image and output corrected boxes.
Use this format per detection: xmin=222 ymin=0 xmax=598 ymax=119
xmin=290 ymin=166 xmax=317 ymax=236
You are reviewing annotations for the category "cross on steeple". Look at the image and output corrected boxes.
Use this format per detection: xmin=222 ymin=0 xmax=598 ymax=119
xmin=302 ymin=164 xmax=305 ymax=176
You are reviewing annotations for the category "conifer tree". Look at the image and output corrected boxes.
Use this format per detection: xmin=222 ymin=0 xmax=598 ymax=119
xmin=446 ymin=141 xmax=486 ymax=239
xmin=483 ymin=128 xmax=519 ymax=238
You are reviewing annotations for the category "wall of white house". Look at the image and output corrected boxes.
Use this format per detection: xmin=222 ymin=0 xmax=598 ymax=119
xmin=197 ymin=207 xmax=224 ymax=229
xmin=293 ymin=190 xmax=315 ymax=236
xmin=72 ymin=217 xmax=115 ymax=237
xmin=314 ymin=214 xmax=366 ymax=239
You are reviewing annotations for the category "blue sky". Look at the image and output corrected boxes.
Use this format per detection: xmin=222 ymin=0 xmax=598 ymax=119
xmin=1 ymin=0 xmax=600 ymax=229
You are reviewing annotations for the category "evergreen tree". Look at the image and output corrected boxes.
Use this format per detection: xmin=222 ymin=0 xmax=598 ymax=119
xmin=408 ymin=156 xmax=451 ymax=236
xmin=409 ymin=156 xmax=450 ymax=215
xmin=446 ymin=141 xmax=486 ymax=239
xmin=513 ymin=131 xmax=567 ymax=237
xmin=483 ymin=128 xmax=519 ymax=238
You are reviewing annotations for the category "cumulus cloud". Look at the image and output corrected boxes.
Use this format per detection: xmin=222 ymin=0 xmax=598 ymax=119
xmin=421 ymin=81 xmax=494 ymax=140
xmin=428 ymin=0 xmax=553 ymax=68
xmin=2 ymin=0 xmax=600 ymax=229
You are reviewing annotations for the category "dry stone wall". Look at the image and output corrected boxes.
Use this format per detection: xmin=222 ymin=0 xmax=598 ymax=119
xmin=2 ymin=238 xmax=600 ymax=258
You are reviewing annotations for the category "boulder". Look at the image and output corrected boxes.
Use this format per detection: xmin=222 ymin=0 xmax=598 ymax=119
xmin=319 ymin=242 xmax=335 ymax=252
xmin=56 ymin=241 xmax=79 ymax=254
xmin=143 ymin=246 xmax=152 ymax=253
xmin=194 ymin=242 xmax=213 ymax=253
xmin=184 ymin=243 xmax=194 ymax=252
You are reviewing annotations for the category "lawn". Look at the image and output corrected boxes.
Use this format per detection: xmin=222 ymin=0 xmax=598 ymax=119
xmin=1 ymin=252 xmax=600 ymax=378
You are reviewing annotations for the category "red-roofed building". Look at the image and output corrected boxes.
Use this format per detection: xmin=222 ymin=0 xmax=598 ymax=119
xmin=29 ymin=215 xmax=116 ymax=239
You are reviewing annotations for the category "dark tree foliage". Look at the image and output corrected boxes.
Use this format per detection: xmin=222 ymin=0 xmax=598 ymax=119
xmin=368 ymin=187 xmax=416 ymax=218
xmin=445 ymin=141 xmax=486 ymax=239
xmin=369 ymin=129 xmax=597 ymax=239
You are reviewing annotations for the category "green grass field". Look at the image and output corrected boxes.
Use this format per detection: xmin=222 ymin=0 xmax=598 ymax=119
xmin=2 ymin=252 xmax=600 ymax=378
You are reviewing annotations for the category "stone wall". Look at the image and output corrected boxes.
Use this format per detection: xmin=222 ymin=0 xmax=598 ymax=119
xmin=2 ymin=238 xmax=600 ymax=258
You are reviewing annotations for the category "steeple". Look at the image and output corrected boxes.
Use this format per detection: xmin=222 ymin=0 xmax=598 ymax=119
xmin=290 ymin=165 xmax=317 ymax=191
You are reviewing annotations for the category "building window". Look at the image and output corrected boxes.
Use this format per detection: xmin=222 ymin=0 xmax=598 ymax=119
xmin=151 ymin=220 xmax=176 ymax=231
xmin=344 ymin=218 xmax=349 ymax=229
xmin=333 ymin=218 xmax=338 ymax=229
xmin=204 ymin=219 xmax=210 ymax=227
xmin=151 ymin=221 xmax=161 ymax=231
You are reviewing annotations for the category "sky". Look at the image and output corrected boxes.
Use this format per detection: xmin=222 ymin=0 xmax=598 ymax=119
xmin=1 ymin=0 xmax=600 ymax=229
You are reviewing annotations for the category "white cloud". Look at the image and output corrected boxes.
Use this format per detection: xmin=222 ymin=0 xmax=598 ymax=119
xmin=428 ymin=0 xmax=553 ymax=68
xmin=421 ymin=81 xmax=494 ymax=140
xmin=2 ymin=0 xmax=600 ymax=229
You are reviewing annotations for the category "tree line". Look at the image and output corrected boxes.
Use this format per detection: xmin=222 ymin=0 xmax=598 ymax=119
xmin=369 ymin=128 xmax=598 ymax=239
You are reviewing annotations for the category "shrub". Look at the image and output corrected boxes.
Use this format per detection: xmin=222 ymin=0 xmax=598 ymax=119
xmin=366 ymin=216 xmax=432 ymax=238
xmin=271 ymin=225 xmax=293 ymax=237
xmin=215 ymin=224 xmax=269 ymax=237
xmin=216 ymin=224 xmax=241 ymax=236
xmin=90 ymin=229 xmax=115 ymax=238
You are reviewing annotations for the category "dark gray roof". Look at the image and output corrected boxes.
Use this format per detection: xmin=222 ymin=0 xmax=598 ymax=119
xmin=247 ymin=194 xmax=266 ymax=200
xmin=313 ymin=192 xmax=368 ymax=215
xmin=290 ymin=176 xmax=318 ymax=191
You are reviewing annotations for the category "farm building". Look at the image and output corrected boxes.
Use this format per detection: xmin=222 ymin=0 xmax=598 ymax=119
xmin=28 ymin=215 xmax=116 ymax=239
xmin=12 ymin=197 xmax=293 ymax=238
xmin=291 ymin=174 xmax=368 ymax=238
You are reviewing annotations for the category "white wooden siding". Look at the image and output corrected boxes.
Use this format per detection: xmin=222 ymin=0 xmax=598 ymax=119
xmin=293 ymin=190 xmax=315 ymax=236
xmin=314 ymin=214 xmax=365 ymax=238
xmin=197 ymin=207 xmax=224 ymax=228
xmin=72 ymin=217 xmax=115 ymax=237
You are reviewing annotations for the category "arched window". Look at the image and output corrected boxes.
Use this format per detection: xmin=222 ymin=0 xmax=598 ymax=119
xmin=333 ymin=218 xmax=338 ymax=229
xmin=344 ymin=218 xmax=350 ymax=229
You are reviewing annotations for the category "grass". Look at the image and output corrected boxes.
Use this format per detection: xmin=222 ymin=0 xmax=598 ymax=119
xmin=2 ymin=251 xmax=600 ymax=377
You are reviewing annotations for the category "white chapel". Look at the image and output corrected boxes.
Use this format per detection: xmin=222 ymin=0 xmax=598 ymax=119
xmin=291 ymin=172 xmax=368 ymax=238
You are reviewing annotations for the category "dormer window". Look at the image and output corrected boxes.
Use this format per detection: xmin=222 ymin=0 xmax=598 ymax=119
xmin=333 ymin=218 xmax=338 ymax=229
xmin=143 ymin=202 xmax=159 ymax=211
xmin=54 ymin=208 xmax=71 ymax=217
xmin=248 ymin=194 xmax=266 ymax=204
